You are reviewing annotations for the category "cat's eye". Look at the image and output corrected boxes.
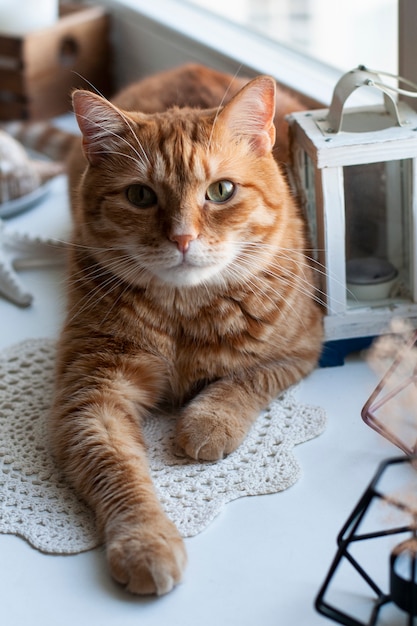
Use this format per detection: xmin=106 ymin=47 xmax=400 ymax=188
xmin=126 ymin=184 xmax=157 ymax=208
xmin=205 ymin=180 xmax=235 ymax=203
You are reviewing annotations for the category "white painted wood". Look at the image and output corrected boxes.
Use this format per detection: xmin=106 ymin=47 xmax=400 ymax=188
xmin=324 ymin=303 xmax=417 ymax=341
xmin=288 ymin=104 xmax=417 ymax=168
xmin=411 ymin=158 xmax=417 ymax=300
xmin=315 ymin=167 xmax=346 ymax=315
xmin=385 ymin=160 xmax=408 ymax=275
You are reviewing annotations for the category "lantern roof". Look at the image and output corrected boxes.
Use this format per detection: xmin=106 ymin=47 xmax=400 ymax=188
xmin=287 ymin=102 xmax=417 ymax=168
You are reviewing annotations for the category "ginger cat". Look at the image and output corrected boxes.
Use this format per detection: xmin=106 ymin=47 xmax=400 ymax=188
xmin=48 ymin=64 xmax=323 ymax=595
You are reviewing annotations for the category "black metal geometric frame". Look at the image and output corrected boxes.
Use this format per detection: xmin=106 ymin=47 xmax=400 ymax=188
xmin=315 ymin=456 xmax=417 ymax=626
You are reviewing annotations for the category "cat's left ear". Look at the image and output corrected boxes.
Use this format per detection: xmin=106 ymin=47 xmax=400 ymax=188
xmin=72 ymin=90 xmax=128 ymax=165
xmin=218 ymin=76 xmax=276 ymax=156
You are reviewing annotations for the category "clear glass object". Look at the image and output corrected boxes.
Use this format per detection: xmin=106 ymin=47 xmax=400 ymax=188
xmin=362 ymin=328 xmax=417 ymax=455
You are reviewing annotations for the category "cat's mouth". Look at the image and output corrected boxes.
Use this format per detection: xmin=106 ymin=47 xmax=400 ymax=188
xmin=141 ymin=241 xmax=237 ymax=288
xmin=178 ymin=256 xmax=206 ymax=270
xmin=152 ymin=258 xmax=224 ymax=287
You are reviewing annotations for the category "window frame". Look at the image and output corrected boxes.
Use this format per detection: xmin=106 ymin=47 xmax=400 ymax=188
xmin=96 ymin=0 xmax=412 ymax=108
xmin=95 ymin=0 xmax=340 ymax=103
xmin=399 ymin=0 xmax=417 ymax=106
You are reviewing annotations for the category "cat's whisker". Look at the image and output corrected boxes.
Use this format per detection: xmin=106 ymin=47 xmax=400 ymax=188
xmin=229 ymin=257 xmax=308 ymax=328
xmin=87 ymin=149 xmax=148 ymax=171
xmin=65 ymin=255 xmax=144 ymax=323
xmin=115 ymin=107 xmax=152 ymax=168
xmin=240 ymin=241 xmax=342 ymax=290
xmin=66 ymin=271 xmax=122 ymax=323
xmin=76 ymin=113 xmax=150 ymax=172
xmin=236 ymin=240 xmax=349 ymax=308
xmin=71 ymin=72 xmax=106 ymax=99
xmin=51 ymin=238 xmax=124 ymax=254
xmin=223 ymin=262 xmax=273 ymax=308
xmin=225 ymin=250 xmax=307 ymax=323
xmin=247 ymin=255 xmax=328 ymax=310
xmin=66 ymin=260 xmax=123 ymax=290
xmin=207 ymin=65 xmax=243 ymax=153
xmin=271 ymin=251 xmax=347 ymax=308
xmin=232 ymin=246 xmax=328 ymax=312
xmin=249 ymin=273 xmax=306 ymax=328
xmin=69 ymin=269 xmax=132 ymax=324
xmin=95 ymin=272 xmax=137 ymax=326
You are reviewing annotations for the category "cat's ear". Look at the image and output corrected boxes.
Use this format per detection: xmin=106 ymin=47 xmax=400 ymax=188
xmin=218 ymin=76 xmax=276 ymax=156
xmin=72 ymin=90 xmax=127 ymax=165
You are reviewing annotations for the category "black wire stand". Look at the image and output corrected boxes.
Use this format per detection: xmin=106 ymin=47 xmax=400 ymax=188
xmin=315 ymin=456 xmax=417 ymax=625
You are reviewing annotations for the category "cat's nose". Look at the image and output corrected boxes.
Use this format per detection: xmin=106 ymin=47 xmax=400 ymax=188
xmin=169 ymin=233 xmax=196 ymax=253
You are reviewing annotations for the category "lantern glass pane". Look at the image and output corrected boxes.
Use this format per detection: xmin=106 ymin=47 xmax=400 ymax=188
xmin=344 ymin=159 xmax=412 ymax=306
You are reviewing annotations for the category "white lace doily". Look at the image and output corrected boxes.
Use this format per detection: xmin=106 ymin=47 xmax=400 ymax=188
xmin=0 ymin=338 xmax=326 ymax=554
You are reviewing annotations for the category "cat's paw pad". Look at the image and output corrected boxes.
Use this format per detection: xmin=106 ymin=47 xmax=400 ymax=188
xmin=175 ymin=411 xmax=247 ymax=461
xmin=106 ymin=519 xmax=186 ymax=595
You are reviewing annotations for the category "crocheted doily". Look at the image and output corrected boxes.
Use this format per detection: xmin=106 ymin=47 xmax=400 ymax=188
xmin=0 ymin=338 xmax=326 ymax=555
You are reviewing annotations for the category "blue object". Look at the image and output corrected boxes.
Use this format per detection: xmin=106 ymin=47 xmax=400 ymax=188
xmin=319 ymin=336 xmax=375 ymax=367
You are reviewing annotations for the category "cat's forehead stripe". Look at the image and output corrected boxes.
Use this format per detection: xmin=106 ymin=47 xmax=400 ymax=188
xmin=150 ymin=120 xmax=208 ymax=184
xmin=153 ymin=151 xmax=167 ymax=181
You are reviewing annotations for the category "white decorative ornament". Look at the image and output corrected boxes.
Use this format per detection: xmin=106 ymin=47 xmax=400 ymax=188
xmin=0 ymin=127 xmax=67 ymax=306
xmin=0 ymin=219 xmax=66 ymax=306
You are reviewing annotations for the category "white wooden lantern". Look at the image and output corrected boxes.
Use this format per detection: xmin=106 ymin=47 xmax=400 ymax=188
xmin=287 ymin=66 xmax=417 ymax=343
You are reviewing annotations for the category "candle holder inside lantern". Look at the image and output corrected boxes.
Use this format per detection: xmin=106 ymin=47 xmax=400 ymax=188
xmin=287 ymin=66 xmax=417 ymax=355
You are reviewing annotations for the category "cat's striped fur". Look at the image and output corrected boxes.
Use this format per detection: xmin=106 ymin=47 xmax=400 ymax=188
xmin=27 ymin=64 xmax=324 ymax=595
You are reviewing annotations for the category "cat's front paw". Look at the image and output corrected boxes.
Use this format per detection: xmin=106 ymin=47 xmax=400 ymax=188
xmin=106 ymin=517 xmax=186 ymax=595
xmin=175 ymin=407 xmax=248 ymax=461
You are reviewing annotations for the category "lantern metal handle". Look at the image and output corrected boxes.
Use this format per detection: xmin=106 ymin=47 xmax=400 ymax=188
xmin=326 ymin=65 xmax=417 ymax=133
